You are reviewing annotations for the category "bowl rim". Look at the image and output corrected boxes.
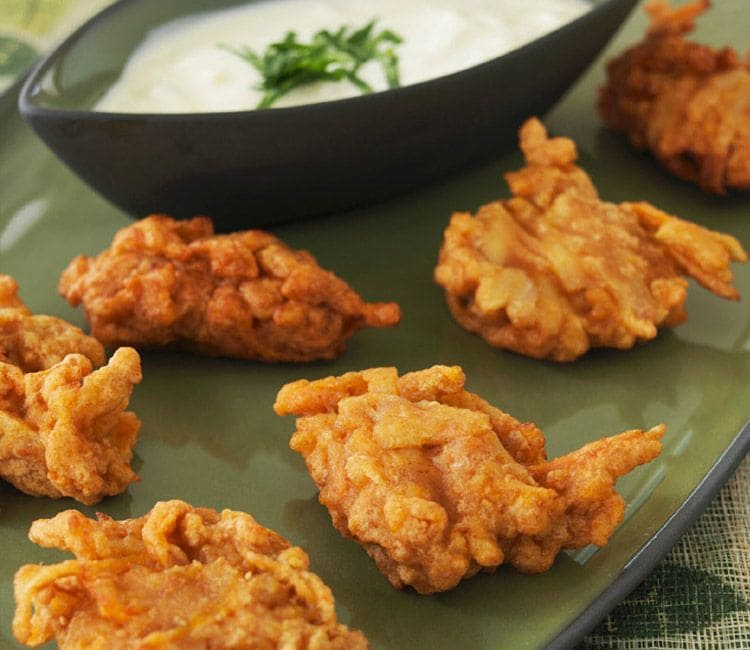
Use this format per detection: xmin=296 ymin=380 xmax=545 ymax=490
xmin=18 ymin=0 xmax=635 ymax=122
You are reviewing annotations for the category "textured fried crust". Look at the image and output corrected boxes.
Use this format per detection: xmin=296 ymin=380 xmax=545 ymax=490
xmin=275 ymin=365 xmax=664 ymax=594
xmin=58 ymin=215 xmax=401 ymax=362
xmin=0 ymin=274 xmax=104 ymax=371
xmin=599 ymin=0 xmax=750 ymax=193
xmin=0 ymin=348 xmax=141 ymax=504
xmin=433 ymin=118 xmax=747 ymax=362
xmin=13 ymin=500 xmax=369 ymax=649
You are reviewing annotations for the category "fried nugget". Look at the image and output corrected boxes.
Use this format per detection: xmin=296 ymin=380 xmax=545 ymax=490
xmin=275 ymin=365 xmax=664 ymax=594
xmin=58 ymin=215 xmax=401 ymax=362
xmin=13 ymin=500 xmax=369 ymax=649
xmin=0 ymin=347 xmax=141 ymax=505
xmin=434 ymin=118 xmax=747 ymax=362
xmin=599 ymin=0 xmax=750 ymax=194
xmin=0 ymin=274 xmax=104 ymax=371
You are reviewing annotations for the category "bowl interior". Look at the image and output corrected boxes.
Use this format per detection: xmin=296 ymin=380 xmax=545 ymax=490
xmin=31 ymin=0 xmax=239 ymax=110
xmin=30 ymin=0 xmax=606 ymax=113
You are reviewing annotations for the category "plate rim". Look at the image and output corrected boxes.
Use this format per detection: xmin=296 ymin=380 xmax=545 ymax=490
xmin=547 ymin=418 xmax=750 ymax=649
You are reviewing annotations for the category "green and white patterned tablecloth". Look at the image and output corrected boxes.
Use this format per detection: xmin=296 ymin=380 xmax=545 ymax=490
xmin=1 ymin=1 xmax=748 ymax=648
xmin=584 ymin=458 xmax=749 ymax=649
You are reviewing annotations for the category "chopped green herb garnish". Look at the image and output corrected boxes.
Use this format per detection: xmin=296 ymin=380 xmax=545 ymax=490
xmin=223 ymin=21 xmax=403 ymax=108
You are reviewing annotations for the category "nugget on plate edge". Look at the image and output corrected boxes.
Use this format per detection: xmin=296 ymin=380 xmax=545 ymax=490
xmin=1 ymin=274 xmax=104 ymax=371
xmin=59 ymin=215 xmax=401 ymax=362
xmin=599 ymin=0 xmax=750 ymax=193
xmin=275 ymin=365 xmax=664 ymax=594
xmin=13 ymin=500 xmax=368 ymax=649
xmin=434 ymin=117 xmax=747 ymax=362
xmin=0 ymin=347 xmax=141 ymax=504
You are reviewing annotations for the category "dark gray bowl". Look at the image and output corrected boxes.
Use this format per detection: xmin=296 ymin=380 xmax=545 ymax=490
xmin=19 ymin=0 xmax=637 ymax=230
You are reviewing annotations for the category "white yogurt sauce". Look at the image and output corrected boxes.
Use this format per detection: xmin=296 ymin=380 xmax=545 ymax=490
xmin=96 ymin=0 xmax=590 ymax=113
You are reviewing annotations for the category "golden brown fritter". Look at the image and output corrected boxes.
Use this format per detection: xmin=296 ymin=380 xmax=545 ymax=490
xmin=0 ymin=274 xmax=104 ymax=371
xmin=599 ymin=0 xmax=750 ymax=194
xmin=275 ymin=365 xmax=664 ymax=594
xmin=58 ymin=215 xmax=401 ymax=362
xmin=434 ymin=118 xmax=747 ymax=362
xmin=0 ymin=347 xmax=141 ymax=505
xmin=13 ymin=500 xmax=369 ymax=649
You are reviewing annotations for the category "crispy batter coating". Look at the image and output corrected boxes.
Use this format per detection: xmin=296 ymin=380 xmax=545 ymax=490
xmin=13 ymin=500 xmax=369 ymax=649
xmin=0 ymin=347 xmax=141 ymax=505
xmin=58 ymin=215 xmax=401 ymax=362
xmin=0 ymin=274 xmax=104 ymax=372
xmin=275 ymin=365 xmax=664 ymax=594
xmin=599 ymin=0 xmax=750 ymax=194
xmin=434 ymin=118 xmax=747 ymax=361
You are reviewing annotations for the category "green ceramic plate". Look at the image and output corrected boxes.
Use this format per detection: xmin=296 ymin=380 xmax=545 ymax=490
xmin=1 ymin=3 xmax=749 ymax=648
